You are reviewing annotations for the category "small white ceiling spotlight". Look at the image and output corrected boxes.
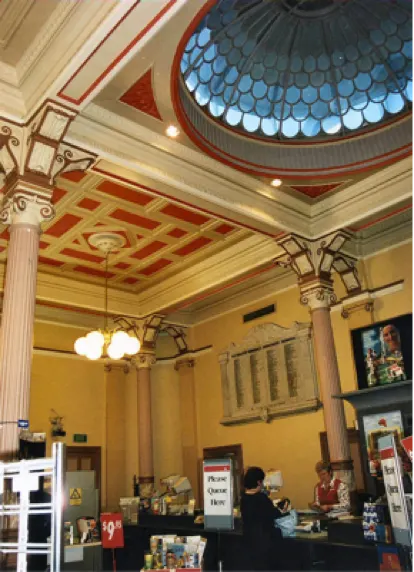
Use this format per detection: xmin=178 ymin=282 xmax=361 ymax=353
xmin=166 ymin=125 xmax=180 ymax=138
xmin=270 ymin=178 xmax=283 ymax=188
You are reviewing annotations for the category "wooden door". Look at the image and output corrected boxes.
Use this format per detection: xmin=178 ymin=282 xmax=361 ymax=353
xmin=66 ymin=446 xmax=102 ymax=493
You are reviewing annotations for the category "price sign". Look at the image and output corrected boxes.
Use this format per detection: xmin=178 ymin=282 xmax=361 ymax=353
xmin=100 ymin=513 xmax=124 ymax=548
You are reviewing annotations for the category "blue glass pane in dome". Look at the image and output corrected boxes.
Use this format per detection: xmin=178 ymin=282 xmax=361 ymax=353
xmin=282 ymin=117 xmax=300 ymax=138
xmin=343 ymin=109 xmax=363 ymax=130
xmin=355 ymin=73 xmax=372 ymax=91
xmin=195 ymin=84 xmax=211 ymax=106
xmin=363 ymin=102 xmax=385 ymax=123
xmin=405 ymin=80 xmax=413 ymax=101
xmin=384 ymin=92 xmax=405 ymax=114
xmin=286 ymin=86 xmax=300 ymax=104
xmin=199 ymin=63 xmax=213 ymax=83
xmin=225 ymin=107 xmax=243 ymax=126
xmin=293 ymin=101 xmax=309 ymax=121
xmin=322 ymin=115 xmax=341 ymax=134
xmin=242 ymin=114 xmax=260 ymax=132
xmin=261 ymin=117 xmax=279 ymax=136
xmin=185 ymin=71 xmax=198 ymax=92
xmin=253 ymin=80 xmax=267 ymax=99
xmin=311 ymin=100 xmax=329 ymax=119
xmin=209 ymin=96 xmax=225 ymax=117
xmin=338 ymin=79 xmax=354 ymax=97
xmin=350 ymin=91 xmax=369 ymax=110
xmin=256 ymin=98 xmax=272 ymax=117
xmin=238 ymin=75 xmax=253 ymax=93
xmin=180 ymin=0 xmax=412 ymax=141
xmin=302 ymin=86 xmax=318 ymax=104
xmin=197 ymin=28 xmax=211 ymax=48
xmin=239 ymin=93 xmax=255 ymax=113
xmin=302 ymin=117 xmax=321 ymax=137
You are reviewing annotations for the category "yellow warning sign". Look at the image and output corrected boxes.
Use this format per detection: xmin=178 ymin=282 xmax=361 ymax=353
xmin=69 ymin=488 xmax=82 ymax=506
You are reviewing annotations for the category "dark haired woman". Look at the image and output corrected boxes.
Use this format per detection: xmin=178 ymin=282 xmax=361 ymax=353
xmin=310 ymin=461 xmax=350 ymax=513
xmin=240 ymin=466 xmax=283 ymax=571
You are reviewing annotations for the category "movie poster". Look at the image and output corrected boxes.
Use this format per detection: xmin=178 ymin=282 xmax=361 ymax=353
xmin=361 ymin=323 xmax=407 ymax=387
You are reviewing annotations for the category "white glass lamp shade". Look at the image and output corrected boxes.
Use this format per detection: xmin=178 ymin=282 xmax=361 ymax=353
xmin=85 ymin=345 xmax=103 ymax=360
xmin=74 ymin=337 xmax=88 ymax=356
xmin=125 ymin=336 xmax=140 ymax=355
xmin=111 ymin=330 xmax=129 ymax=348
xmin=107 ymin=343 xmax=124 ymax=360
xmin=86 ymin=330 xmax=105 ymax=347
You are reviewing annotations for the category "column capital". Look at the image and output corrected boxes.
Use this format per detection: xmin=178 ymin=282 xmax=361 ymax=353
xmin=174 ymin=357 xmax=195 ymax=371
xmin=0 ymin=186 xmax=55 ymax=227
xmin=276 ymin=231 xmax=361 ymax=304
xmin=136 ymin=352 xmax=156 ymax=369
xmin=299 ymin=278 xmax=337 ymax=310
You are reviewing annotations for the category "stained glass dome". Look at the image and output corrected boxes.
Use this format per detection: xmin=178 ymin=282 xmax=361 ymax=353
xmin=180 ymin=0 xmax=412 ymax=140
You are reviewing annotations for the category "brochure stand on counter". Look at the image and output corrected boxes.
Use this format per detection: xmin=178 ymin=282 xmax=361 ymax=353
xmin=203 ymin=458 xmax=234 ymax=572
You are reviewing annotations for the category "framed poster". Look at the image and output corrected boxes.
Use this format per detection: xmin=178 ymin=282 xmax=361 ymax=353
xmin=351 ymin=314 xmax=412 ymax=390
xmin=362 ymin=410 xmax=404 ymax=478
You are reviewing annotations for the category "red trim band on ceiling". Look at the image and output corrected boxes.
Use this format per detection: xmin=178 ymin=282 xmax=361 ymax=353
xmin=58 ymin=0 xmax=178 ymax=105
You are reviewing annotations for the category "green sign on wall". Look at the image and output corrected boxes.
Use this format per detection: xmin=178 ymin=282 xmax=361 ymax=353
xmin=73 ymin=434 xmax=87 ymax=443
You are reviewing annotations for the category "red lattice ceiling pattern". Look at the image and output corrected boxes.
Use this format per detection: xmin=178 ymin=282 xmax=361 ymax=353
xmin=0 ymin=171 xmax=249 ymax=291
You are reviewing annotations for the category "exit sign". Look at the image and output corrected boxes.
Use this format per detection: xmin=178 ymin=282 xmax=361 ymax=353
xmin=73 ymin=434 xmax=87 ymax=443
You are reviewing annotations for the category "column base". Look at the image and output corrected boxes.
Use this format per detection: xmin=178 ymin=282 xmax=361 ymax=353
xmin=139 ymin=476 xmax=155 ymax=498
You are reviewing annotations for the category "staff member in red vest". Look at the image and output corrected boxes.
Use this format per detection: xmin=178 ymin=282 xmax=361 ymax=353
xmin=310 ymin=461 xmax=351 ymax=513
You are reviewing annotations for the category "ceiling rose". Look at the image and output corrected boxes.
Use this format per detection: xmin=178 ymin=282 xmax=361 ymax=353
xmin=180 ymin=0 xmax=412 ymax=141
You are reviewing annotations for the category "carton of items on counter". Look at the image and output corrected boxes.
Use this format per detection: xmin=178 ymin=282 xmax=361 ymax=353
xmin=142 ymin=534 xmax=206 ymax=570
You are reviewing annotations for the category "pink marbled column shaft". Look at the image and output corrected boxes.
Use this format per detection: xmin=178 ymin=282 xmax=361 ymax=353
xmin=311 ymin=306 xmax=353 ymax=480
xmin=137 ymin=361 xmax=154 ymax=496
xmin=0 ymin=223 xmax=41 ymax=459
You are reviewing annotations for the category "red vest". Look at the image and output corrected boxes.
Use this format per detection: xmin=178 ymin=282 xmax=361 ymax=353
xmin=317 ymin=478 xmax=341 ymax=506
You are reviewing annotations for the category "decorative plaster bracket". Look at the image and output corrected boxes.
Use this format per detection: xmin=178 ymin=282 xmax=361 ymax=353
xmin=174 ymin=358 xmax=195 ymax=371
xmin=0 ymin=102 xmax=96 ymax=193
xmin=341 ymin=300 xmax=374 ymax=319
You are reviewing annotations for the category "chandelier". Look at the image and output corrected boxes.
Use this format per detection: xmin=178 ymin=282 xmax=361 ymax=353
xmin=74 ymin=233 xmax=141 ymax=361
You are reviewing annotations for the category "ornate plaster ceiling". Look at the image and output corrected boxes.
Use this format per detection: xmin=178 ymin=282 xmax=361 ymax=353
xmin=0 ymin=0 xmax=411 ymax=323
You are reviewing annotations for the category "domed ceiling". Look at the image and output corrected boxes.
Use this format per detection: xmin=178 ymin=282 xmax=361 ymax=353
xmin=174 ymin=0 xmax=412 ymax=177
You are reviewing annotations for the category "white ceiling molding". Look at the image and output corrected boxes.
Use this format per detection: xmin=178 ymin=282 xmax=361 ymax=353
xmin=67 ymin=109 xmax=311 ymax=235
xmin=310 ymin=158 xmax=412 ymax=236
xmin=136 ymin=234 xmax=282 ymax=315
xmin=0 ymin=0 xmax=35 ymax=50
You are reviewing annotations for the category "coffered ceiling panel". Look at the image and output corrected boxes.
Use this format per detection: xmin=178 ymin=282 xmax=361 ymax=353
xmin=0 ymin=171 xmax=252 ymax=292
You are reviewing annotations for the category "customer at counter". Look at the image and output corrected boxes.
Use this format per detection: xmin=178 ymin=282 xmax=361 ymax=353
xmin=309 ymin=461 xmax=351 ymax=514
xmin=240 ymin=466 xmax=284 ymax=571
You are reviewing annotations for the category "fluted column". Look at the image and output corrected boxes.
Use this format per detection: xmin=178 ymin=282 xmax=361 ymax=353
xmin=0 ymin=191 xmax=54 ymax=459
xmin=301 ymin=283 xmax=354 ymax=489
xmin=277 ymin=231 xmax=355 ymax=490
xmin=175 ymin=358 xmax=199 ymax=503
xmin=136 ymin=352 xmax=156 ymax=498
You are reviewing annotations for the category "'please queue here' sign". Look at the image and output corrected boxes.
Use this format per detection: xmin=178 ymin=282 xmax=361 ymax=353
xmin=203 ymin=459 xmax=233 ymax=530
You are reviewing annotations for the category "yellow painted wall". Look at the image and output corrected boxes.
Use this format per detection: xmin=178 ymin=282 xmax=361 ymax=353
xmin=191 ymin=242 xmax=412 ymax=509
xmin=28 ymin=242 xmax=412 ymax=512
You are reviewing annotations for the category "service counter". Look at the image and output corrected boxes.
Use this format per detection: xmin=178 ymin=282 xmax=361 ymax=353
xmin=102 ymin=514 xmax=405 ymax=571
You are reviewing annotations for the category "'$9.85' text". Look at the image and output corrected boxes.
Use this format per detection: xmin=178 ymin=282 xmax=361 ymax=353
xmin=102 ymin=519 xmax=122 ymax=540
